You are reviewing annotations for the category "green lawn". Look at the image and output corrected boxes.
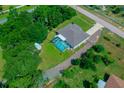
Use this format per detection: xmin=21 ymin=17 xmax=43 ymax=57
xmin=98 ymin=28 xmax=124 ymax=63
xmin=55 ymin=14 xmax=94 ymax=32
xmin=53 ymin=28 xmax=124 ymax=88
xmin=0 ymin=47 xmax=5 ymax=80
xmin=80 ymin=6 xmax=124 ymax=31
xmin=38 ymin=14 xmax=94 ymax=71
xmin=38 ymin=31 xmax=74 ymax=71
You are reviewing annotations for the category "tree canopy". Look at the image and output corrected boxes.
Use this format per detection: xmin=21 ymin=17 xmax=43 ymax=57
xmin=0 ymin=5 xmax=76 ymax=87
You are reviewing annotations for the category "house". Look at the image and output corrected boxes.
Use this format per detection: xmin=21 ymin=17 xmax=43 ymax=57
xmin=55 ymin=23 xmax=90 ymax=49
xmin=105 ymin=75 xmax=124 ymax=88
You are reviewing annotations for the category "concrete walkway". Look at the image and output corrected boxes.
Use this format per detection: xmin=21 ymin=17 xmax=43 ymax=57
xmin=43 ymin=30 xmax=101 ymax=80
xmin=70 ymin=6 xmax=124 ymax=38
xmin=87 ymin=23 xmax=104 ymax=35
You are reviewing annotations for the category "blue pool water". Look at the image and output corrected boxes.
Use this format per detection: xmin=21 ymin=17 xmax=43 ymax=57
xmin=52 ymin=37 xmax=69 ymax=52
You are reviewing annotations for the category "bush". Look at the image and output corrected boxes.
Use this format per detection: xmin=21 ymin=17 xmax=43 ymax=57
xmin=101 ymin=56 xmax=113 ymax=66
xmin=71 ymin=59 xmax=80 ymax=65
xmin=103 ymin=36 xmax=110 ymax=41
xmin=83 ymin=80 xmax=91 ymax=88
xmin=83 ymin=80 xmax=96 ymax=88
xmin=80 ymin=58 xmax=96 ymax=71
xmin=54 ymin=80 xmax=70 ymax=88
xmin=116 ymin=43 xmax=121 ymax=47
xmin=93 ymin=45 xmax=104 ymax=53
xmin=93 ymin=55 xmax=101 ymax=63
xmin=103 ymin=73 xmax=110 ymax=82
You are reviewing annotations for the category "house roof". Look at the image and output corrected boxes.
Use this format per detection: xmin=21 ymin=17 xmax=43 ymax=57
xmin=58 ymin=23 xmax=89 ymax=48
xmin=105 ymin=75 xmax=124 ymax=88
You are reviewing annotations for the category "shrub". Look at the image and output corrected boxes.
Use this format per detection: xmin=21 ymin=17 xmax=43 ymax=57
xmin=93 ymin=55 xmax=101 ymax=63
xmin=83 ymin=80 xmax=91 ymax=88
xmin=80 ymin=58 xmax=96 ymax=71
xmin=54 ymin=80 xmax=70 ymax=88
xmin=103 ymin=73 xmax=110 ymax=82
xmin=116 ymin=43 xmax=121 ymax=47
xmin=101 ymin=56 xmax=113 ymax=66
xmin=103 ymin=36 xmax=110 ymax=41
xmin=93 ymin=45 xmax=105 ymax=53
xmin=71 ymin=59 xmax=80 ymax=65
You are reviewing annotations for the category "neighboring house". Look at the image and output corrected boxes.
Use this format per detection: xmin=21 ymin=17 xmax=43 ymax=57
xmin=52 ymin=23 xmax=90 ymax=52
xmin=105 ymin=75 xmax=124 ymax=88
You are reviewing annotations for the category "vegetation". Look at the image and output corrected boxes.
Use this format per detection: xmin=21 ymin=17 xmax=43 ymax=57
xmin=0 ymin=5 xmax=34 ymax=19
xmin=85 ymin=5 xmax=124 ymax=27
xmin=0 ymin=47 xmax=5 ymax=80
xmin=53 ymin=28 xmax=124 ymax=88
xmin=0 ymin=8 xmax=47 ymax=87
xmin=0 ymin=6 xmax=76 ymax=87
xmin=33 ymin=6 xmax=76 ymax=30
xmin=53 ymin=44 xmax=114 ymax=88
xmin=53 ymin=80 xmax=70 ymax=88
xmin=38 ymin=13 xmax=94 ymax=70
xmin=38 ymin=31 xmax=74 ymax=70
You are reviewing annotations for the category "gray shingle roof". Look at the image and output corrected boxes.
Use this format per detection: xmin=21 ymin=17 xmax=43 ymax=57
xmin=58 ymin=23 xmax=90 ymax=48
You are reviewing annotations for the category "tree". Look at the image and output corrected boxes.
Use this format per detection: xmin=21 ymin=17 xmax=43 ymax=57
xmin=111 ymin=6 xmax=121 ymax=14
xmin=0 ymin=8 xmax=48 ymax=87
xmin=80 ymin=57 xmax=96 ymax=71
xmin=0 ymin=5 xmax=2 ymax=13
xmin=33 ymin=6 xmax=76 ymax=30
xmin=0 ymin=5 xmax=76 ymax=88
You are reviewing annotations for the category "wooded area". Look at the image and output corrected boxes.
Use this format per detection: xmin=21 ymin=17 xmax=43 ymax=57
xmin=0 ymin=6 xmax=76 ymax=87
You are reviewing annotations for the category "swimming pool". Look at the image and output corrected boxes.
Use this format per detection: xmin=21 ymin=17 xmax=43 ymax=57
xmin=52 ymin=37 xmax=70 ymax=52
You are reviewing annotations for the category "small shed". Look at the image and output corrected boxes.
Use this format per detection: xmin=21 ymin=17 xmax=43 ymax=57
xmin=34 ymin=43 xmax=42 ymax=50
xmin=97 ymin=80 xmax=106 ymax=88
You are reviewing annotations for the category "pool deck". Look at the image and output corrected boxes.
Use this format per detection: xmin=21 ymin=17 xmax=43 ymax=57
xmin=52 ymin=36 xmax=70 ymax=52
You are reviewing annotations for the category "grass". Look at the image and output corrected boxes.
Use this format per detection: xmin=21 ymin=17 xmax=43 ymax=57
xmin=55 ymin=14 xmax=94 ymax=32
xmin=38 ymin=31 xmax=74 ymax=71
xmin=80 ymin=6 xmax=124 ymax=31
xmin=52 ymin=28 xmax=124 ymax=88
xmin=38 ymin=14 xmax=94 ymax=71
xmin=0 ymin=47 xmax=5 ymax=80
xmin=98 ymin=28 xmax=124 ymax=63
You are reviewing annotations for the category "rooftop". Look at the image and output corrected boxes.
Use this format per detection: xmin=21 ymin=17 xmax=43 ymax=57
xmin=105 ymin=75 xmax=124 ymax=88
xmin=58 ymin=23 xmax=90 ymax=48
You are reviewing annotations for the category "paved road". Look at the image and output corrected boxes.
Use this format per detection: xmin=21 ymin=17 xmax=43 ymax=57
xmin=70 ymin=6 xmax=124 ymax=38
xmin=43 ymin=30 xmax=101 ymax=80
